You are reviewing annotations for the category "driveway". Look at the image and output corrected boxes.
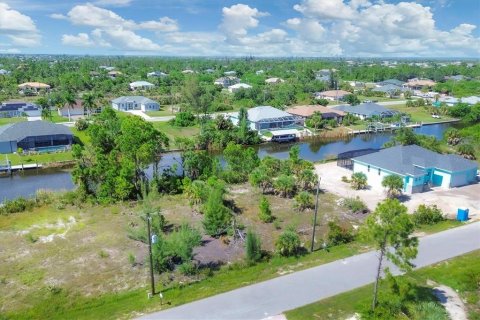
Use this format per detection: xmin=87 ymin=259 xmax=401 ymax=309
xmin=138 ymin=222 xmax=480 ymax=320
xmin=315 ymin=162 xmax=480 ymax=220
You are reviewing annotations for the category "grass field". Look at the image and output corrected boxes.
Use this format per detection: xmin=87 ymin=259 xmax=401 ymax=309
xmin=0 ymin=117 xmax=27 ymax=126
xmin=387 ymin=104 xmax=455 ymax=123
xmin=146 ymin=109 xmax=175 ymax=117
xmin=152 ymin=122 xmax=200 ymax=147
xmin=286 ymin=250 xmax=480 ymax=320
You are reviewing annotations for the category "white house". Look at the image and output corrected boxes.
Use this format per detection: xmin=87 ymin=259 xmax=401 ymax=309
xmin=265 ymin=77 xmax=285 ymax=84
xmin=214 ymin=76 xmax=240 ymax=88
xmin=111 ymin=96 xmax=160 ymax=112
xmin=182 ymin=69 xmax=195 ymax=74
xmin=0 ymin=69 xmax=11 ymax=75
xmin=224 ymin=71 xmax=237 ymax=76
xmin=130 ymin=81 xmax=155 ymax=91
xmin=147 ymin=71 xmax=167 ymax=78
xmin=228 ymin=83 xmax=252 ymax=93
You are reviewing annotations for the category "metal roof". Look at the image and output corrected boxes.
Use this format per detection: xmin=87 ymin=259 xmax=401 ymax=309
xmin=333 ymin=103 xmax=398 ymax=117
xmin=248 ymin=106 xmax=298 ymax=123
xmin=0 ymin=121 xmax=73 ymax=143
xmin=352 ymin=145 xmax=478 ymax=176
xmin=111 ymin=96 xmax=158 ymax=104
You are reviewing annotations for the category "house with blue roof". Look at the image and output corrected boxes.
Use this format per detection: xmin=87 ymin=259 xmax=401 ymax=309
xmin=351 ymin=145 xmax=478 ymax=194
xmin=333 ymin=103 xmax=398 ymax=120
xmin=111 ymin=96 xmax=160 ymax=112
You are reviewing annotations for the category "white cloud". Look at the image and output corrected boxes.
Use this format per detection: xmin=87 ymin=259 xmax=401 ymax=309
xmin=49 ymin=13 xmax=67 ymax=20
xmin=67 ymin=3 xmax=136 ymax=29
xmin=220 ymin=4 xmax=268 ymax=43
xmin=0 ymin=2 xmax=40 ymax=46
xmin=62 ymin=33 xmax=95 ymax=47
xmin=97 ymin=28 xmax=161 ymax=51
xmin=293 ymin=0 xmax=356 ymax=20
xmin=138 ymin=17 xmax=179 ymax=32
xmin=286 ymin=18 xmax=325 ymax=43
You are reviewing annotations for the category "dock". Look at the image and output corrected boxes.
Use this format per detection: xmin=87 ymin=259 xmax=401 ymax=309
xmin=0 ymin=162 xmax=42 ymax=174
xmin=348 ymin=122 xmax=422 ymax=135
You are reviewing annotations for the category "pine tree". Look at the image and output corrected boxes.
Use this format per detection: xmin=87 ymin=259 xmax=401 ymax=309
xmin=202 ymin=187 xmax=231 ymax=236
xmin=259 ymin=196 xmax=274 ymax=222
xmin=245 ymin=229 xmax=262 ymax=264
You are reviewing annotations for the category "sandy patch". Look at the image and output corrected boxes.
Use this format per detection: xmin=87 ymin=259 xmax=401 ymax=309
xmin=432 ymin=283 xmax=468 ymax=320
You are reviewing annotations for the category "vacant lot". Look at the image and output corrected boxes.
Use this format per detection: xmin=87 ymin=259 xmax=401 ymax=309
xmin=0 ymin=183 xmax=363 ymax=317
xmin=315 ymin=161 xmax=480 ymax=220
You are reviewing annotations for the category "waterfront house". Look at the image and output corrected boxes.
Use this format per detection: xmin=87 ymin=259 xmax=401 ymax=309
xmin=0 ymin=102 xmax=41 ymax=118
xmin=314 ymin=90 xmax=350 ymax=101
xmin=130 ymin=81 xmax=155 ymax=91
xmin=372 ymin=84 xmax=409 ymax=97
xmin=333 ymin=103 xmax=397 ymax=120
xmin=230 ymin=106 xmax=302 ymax=131
xmin=351 ymin=145 xmax=478 ymax=194
xmin=286 ymin=105 xmax=345 ymax=123
xmin=147 ymin=71 xmax=168 ymax=78
xmin=0 ymin=121 xmax=73 ymax=154
xmin=228 ymin=83 xmax=252 ymax=93
xmin=111 ymin=96 xmax=160 ymax=112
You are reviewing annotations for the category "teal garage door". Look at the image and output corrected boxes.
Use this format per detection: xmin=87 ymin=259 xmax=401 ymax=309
xmin=432 ymin=174 xmax=443 ymax=186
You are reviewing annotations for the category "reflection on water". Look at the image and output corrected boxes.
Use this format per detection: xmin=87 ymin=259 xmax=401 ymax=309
xmin=0 ymin=123 xmax=451 ymax=201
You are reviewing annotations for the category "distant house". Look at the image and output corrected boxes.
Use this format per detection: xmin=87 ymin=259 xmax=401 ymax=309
xmin=89 ymin=71 xmax=100 ymax=78
xmin=228 ymin=83 xmax=252 ymax=93
xmin=461 ymin=96 xmax=480 ymax=105
xmin=224 ymin=71 xmax=237 ymax=76
xmin=230 ymin=106 xmax=301 ymax=131
xmin=444 ymin=75 xmax=466 ymax=82
xmin=18 ymin=82 xmax=50 ymax=95
xmin=333 ymin=103 xmax=398 ymax=120
xmin=99 ymin=66 xmax=115 ymax=71
xmin=404 ymin=78 xmax=436 ymax=90
xmin=256 ymin=70 xmax=265 ymax=75
xmin=265 ymin=77 xmax=285 ymax=84
xmin=372 ymin=84 xmax=409 ymax=97
xmin=377 ymin=79 xmax=404 ymax=87
xmin=108 ymin=71 xmax=123 ymax=79
xmin=351 ymin=145 xmax=478 ymax=194
xmin=346 ymin=81 xmax=365 ymax=91
xmin=439 ymin=97 xmax=460 ymax=106
xmin=111 ymin=96 xmax=160 ymax=112
xmin=130 ymin=81 xmax=155 ymax=91
xmin=182 ymin=69 xmax=195 ymax=74
xmin=147 ymin=71 xmax=168 ymax=78
xmin=315 ymin=69 xmax=336 ymax=81
xmin=315 ymin=90 xmax=350 ymax=101
xmin=286 ymin=105 xmax=345 ymax=123
xmin=0 ymin=102 xmax=41 ymax=118
xmin=214 ymin=76 xmax=240 ymax=88
xmin=0 ymin=69 xmax=11 ymax=76
xmin=57 ymin=100 xmax=102 ymax=118
xmin=204 ymin=68 xmax=215 ymax=74
xmin=0 ymin=121 xmax=73 ymax=154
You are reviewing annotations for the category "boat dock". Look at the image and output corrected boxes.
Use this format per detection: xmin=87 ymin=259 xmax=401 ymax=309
xmin=0 ymin=162 xmax=42 ymax=174
xmin=348 ymin=122 xmax=422 ymax=135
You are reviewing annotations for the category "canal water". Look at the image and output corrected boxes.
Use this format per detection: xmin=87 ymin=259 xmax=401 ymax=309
xmin=0 ymin=123 xmax=451 ymax=201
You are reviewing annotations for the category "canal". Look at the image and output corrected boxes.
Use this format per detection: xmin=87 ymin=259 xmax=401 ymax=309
xmin=0 ymin=123 xmax=451 ymax=201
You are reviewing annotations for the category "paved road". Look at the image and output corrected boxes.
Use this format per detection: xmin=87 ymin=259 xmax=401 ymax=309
xmin=139 ymin=222 xmax=480 ymax=320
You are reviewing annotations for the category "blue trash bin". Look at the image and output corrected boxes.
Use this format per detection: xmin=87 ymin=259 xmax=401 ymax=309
xmin=457 ymin=208 xmax=469 ymax=221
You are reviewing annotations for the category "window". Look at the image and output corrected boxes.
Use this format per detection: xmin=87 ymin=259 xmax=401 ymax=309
xmin=378 ymin=168 xmax=381 ymax=175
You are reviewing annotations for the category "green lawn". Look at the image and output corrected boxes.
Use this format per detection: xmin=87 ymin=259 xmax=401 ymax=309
xmin=0 ymin=117 xmax=27 ymax=126
xmin=387 ymin=104 xmax=455 ymax=124
xmin=152 ymin=122 xmax=200 ymax=147
xmin=286 ymin=250 xmax=480 ymax=320
xmin=50 ymin=114 xmax=70 ymax=123
xmin=146 ymin=109 xmax=175 ymax=117
xmin=356 ymin=95 xmax=403 ymax=103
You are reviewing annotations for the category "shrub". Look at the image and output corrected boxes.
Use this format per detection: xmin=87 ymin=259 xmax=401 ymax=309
xmin=411 ymin=205 xmax=445 ymax=226
xmin=341 ymin=197 xmax=368 ymax=213
xmin=382 ymin=175 xmax=404 ymax=198
xmin=75 ymin=118 xmax=89 ymax=131
xmin=170 ymin=111 xmax=196 ymax=127
xmin=273 ymin=220 xmax=282 ymax=230
xmin=16 ymin=147 xmax=24 ymax=154
xmin=294 ymin=191 xmax=314 ymax=211
xmin=35 ymin=190 xmax=55 ymax=206
xmin=275 ymin=228 xmax=301 ymax=256
xmin=179 ymin=261 xmax=198 ymax=276
xmin=274 ymin=174 xmax=296 ymax=198
xmin=258 ymin=196 xmax=274 ymax=223
xmin=128 ymin=253 xmax=136 ymax=266
xmin=327 ymin=221 xmax=355 ymax=246
xmin=0 ymin=197 xmax=36 ymax=215
xmin=245 ymin=229 xmax=262 ymax=264
xmin=98 ymin=250 xmax=109 ymax=258
xmin=341 ymin=175 xmax=350 ymax=183
xmin=350 ymin=172 xmax=368 ymax=190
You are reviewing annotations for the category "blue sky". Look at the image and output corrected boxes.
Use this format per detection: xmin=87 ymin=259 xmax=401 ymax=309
xmin=1 ymin=0 xmax=479 ymax=57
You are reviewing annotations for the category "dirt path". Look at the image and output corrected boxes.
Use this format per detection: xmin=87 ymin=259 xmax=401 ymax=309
xmin=432 ymin=284 xmax=468 ymax=320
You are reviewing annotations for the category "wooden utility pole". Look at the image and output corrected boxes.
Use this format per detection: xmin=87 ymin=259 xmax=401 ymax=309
xmin=310 ymin=177 xmax=321 ymax=252
xmin=146 ymin=213 xmax=155 ymax=297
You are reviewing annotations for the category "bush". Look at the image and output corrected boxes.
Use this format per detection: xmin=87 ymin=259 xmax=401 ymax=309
xmin=75 ymin=118 xmax=89 ymax=131
xmin=245 ymin=229 xmax=262 ymax=264
xmin=179 ymin=261 xmax=198 ymax=276
xmin=0 ymin=197 xmax=36 ymax=215
xmin=350 ymin=172 xmax=368 ymax=190
xmin=382 ymin=175 xmax=404 ymax=198
xmin=294 ymin=191 xmax=314 ymax=211
xmin=341 ymin=197 xmax=368 ymax=213
xmin=327 ymin=221 xmax=355 ymax=246
xmin=170 ymin=111 xmax=196 ymax=127
xmin=341 ymin=176 xmax=350 ymax=183
xmin=128 ymin=253 xmax=136 ymax=266
xmin=275 ymin=228 xmax=301 ymax=256
xmin=411 ymin=205 xmax=445 ymax=226
xmin=258 ymin=196 xmax=274 ymax=223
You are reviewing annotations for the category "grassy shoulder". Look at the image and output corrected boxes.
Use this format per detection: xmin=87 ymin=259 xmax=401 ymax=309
xmin=152 ymin=122 xmax=200 ymax=146
xmin=286 ymin=250 xmax=480 ymax=320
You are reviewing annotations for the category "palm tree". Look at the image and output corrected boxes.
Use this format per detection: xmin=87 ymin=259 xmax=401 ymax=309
xmin=81 ymin=92 xmax=97 ymax=118
xmin=63 ymin=91 xmax=76 ymax=122
xmin=52 ymin=93 xmax=65 ymax=118
xmin=36 ymin=96 xmax=51 ymax=121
